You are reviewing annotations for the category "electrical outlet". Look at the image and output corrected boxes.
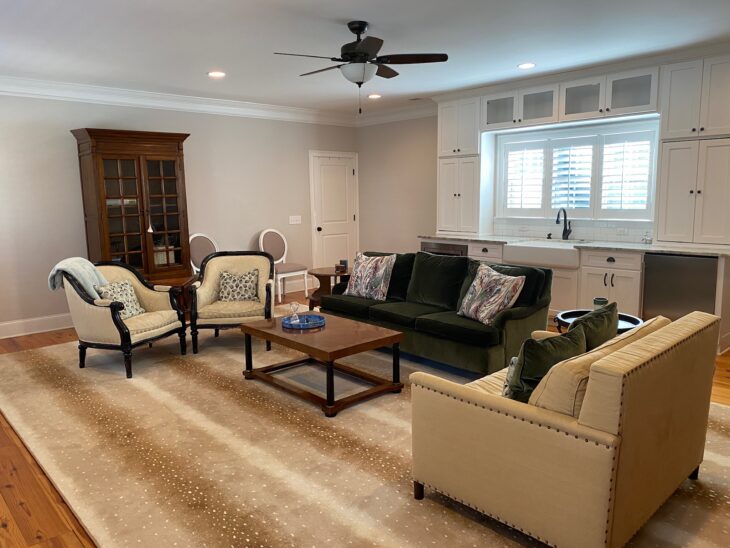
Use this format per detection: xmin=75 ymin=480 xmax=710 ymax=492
xmin=616 ymin=227 xmax=628 ymax=236
xmin=289 ymin=215 xmax=302 ymax=225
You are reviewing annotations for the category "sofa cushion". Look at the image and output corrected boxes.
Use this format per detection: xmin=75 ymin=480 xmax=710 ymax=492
xmin=568 ymin=302 xmax=618 ymax=350
xmin=406 ymin=252 xmax=468 ymax=309
xmin=364 ymin=252 xmax=416 ymax=301
xmin=459 ymin=260 xmax=545 ymax=309
xmin=124 ymin=310 xmax=178 ymax=335
xmin=506 ymin=325 xmax=587 ymax=403
xmin=369 ymin=301 xmax=447 ymax=327
xmin=467 ymin=368 xmax=509 ymax=395
xmin=415 ymin=311 xmax=501 ymax=346
xmin=529 ymin=316 xmax=672 ymax=417
xmin=198 ymin=300 xmax=265 ymax=320
xmin=321 ymin=294 xmax=391 ymax=319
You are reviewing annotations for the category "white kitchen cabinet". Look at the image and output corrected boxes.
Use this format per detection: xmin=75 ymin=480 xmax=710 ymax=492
xmin=467 ymin=242 xmax=503 ymax=263
xmin=482 ymin=85 xmax=558 ymax=130
xmin=438 ymin=98 xmax=480 ymax=156
xmin=699 ymin=54 xmax=730 ymax=137
xmin=437 ymin=156 xmax=480 ymax=233
xmin=694 ymin=138 xmax=730 ymax=244
xmin=659 ymin=60 xmax=704 ymax=139
xmin=656 ymin=141 xmax=699 ymax=243
xmin=660 ymin=55 xmax=730 ymax=139
xmin=579 ymin=266 xmax=642 ymax=316
xmin=657 ymin=139 xmax=730 ymax=245
xmin=560 ymin=69 xmax=657 ymax=122
xmin=549 ymin=268 xmax=579 ymax=316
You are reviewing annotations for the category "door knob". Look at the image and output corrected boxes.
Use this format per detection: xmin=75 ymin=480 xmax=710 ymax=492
xmin=316 ymin=226 xmax=322 ymax=232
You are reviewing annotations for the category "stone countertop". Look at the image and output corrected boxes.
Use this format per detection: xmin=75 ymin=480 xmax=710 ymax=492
xmin=419 ymin=234 xmax=730 ymax=257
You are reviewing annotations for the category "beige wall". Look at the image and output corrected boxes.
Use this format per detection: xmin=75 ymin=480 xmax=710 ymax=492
xmin=356 ymin=116 xmax=437 ymax=253
xmin=0 ymin=95 xmax=356 ymax=332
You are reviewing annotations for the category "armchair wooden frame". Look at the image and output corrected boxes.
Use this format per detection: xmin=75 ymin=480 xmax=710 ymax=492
xmin=63 ymin=262 xmax=187 ymax=378
xmin=188 ymin=251 xmax=274 ymax=354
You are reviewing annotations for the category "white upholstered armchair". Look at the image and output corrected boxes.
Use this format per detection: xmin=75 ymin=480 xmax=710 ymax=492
xmin=62 ymin=262 xmax=186 ymax=378
xmin=189 ymin=251 xmax=274 ymax=353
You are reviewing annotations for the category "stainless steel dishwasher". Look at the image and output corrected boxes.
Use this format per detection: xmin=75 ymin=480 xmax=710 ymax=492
xmin=642 ymin=253 xmax=717 ymax=319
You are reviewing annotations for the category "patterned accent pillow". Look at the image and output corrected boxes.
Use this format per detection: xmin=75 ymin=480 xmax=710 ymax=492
xmin=457 ymin=264 xmax=525 ymax=325
xmin=344 ymin=252 xmax=396 ymax=301
xmin=219 ymin=270 xmax=259 ymax=302
xmin=95 ymin=280 xmax=146 ymax=320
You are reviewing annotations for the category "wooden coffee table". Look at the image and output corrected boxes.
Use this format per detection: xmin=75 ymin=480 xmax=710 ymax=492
xmin=240 ymin=313 xmax=403 ymax=417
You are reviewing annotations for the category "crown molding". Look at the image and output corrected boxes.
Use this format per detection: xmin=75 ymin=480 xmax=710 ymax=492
xmin=354 ymin=101 xmax=437 ymax=127
xmin=0 ymin=76 xmax=356 ymax=127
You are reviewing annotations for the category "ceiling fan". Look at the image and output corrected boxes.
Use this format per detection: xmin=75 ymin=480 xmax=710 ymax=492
xmin=275 ymin=20 xmax=448 ymax=110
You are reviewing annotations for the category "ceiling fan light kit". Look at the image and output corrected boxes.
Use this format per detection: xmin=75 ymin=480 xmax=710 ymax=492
xmin=340 ymin=62 xmax=377 ymax=85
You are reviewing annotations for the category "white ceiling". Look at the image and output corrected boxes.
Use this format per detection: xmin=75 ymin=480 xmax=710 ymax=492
xmin=2 ymin=0 xmax=730 ymax=115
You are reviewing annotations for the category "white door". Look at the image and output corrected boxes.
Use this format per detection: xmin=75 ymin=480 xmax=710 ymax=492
xmin=605 ymin=68 xmax=658 ymax=116
xmin=437 ymin=158 xmax=459 ymax=231
xmin=609 ymin=269 xmax=642 ymax=316
xmin=694 ymin=139 xmax=730 ymax=244
xmin=579 ymin=267 xmax=610 ymax=308
xmin=699 ymin=54 xmax=730 ymax=137
xmin=438 ymin=102 xmax=459 ymax=156
xmin=457 ymin=156 xmax=480 ymax=233
xmin=456 ymin=98 xmax=480 ymax=155
xmin=310 ymin=152 xmax=358 ymax=268
xmin=659 ymin=60 xmax=703 ymax=139
xmin=656 ymin=141 xmax=699 ymax=243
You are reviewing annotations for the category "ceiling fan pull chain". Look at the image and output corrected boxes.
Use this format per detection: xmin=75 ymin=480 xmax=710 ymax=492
xmin=358 ymin=84 xmax=362 ymax=114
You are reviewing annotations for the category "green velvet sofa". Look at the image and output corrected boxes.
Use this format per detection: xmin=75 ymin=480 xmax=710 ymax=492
xmin=320 ymin=251 xmax=552 ymax=376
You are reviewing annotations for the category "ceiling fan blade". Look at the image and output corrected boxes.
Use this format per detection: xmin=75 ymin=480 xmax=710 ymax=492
xmin=375 ymin=64 xmax=399 ymax=79
xmin=275 ymin=52 xmax=341 ymax=61
xmin=355 ymin=36 xmax=384 ymax=58
xmin=299 ymin=64 xmax=345 ymax=77
xmin=374 ymin=53 xmax=448 ymax=64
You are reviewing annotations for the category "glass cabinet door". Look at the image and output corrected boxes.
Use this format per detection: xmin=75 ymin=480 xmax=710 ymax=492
xmin=144 ymin=157 xmax=186 ymax=272
xmin=101 ymin=157 xmax=146 ymax=270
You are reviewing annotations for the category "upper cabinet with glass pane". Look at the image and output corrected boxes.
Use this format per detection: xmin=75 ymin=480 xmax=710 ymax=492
xmin=71 ymin=129 xmax=191 ymax=281
xmin=482 ymin=85 xmax=558 ymax=130
xmin=559 ymin=68 xmax=658 ymax=122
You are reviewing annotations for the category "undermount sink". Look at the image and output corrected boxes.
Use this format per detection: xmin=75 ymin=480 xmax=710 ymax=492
xmin=503 ymin=239 xmax=581 ymax=268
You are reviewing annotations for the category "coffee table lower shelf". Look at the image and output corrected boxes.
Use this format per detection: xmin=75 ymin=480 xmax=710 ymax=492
xmin=243 ymin=340 xmax=403 ymax=417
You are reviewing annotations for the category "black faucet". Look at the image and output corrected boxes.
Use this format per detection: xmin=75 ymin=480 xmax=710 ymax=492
xmin=556 ymin=208 xmax=572 ymax=240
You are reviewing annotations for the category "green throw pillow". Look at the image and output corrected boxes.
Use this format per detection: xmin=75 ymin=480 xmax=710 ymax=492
xmin=506 ymin=326 xmax=587 ymax=403
xmin=568 ymin=302 xmax=618 ymax=350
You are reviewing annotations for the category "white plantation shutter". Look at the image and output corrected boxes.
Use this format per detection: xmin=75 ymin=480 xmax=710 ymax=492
xmin=505 ymin=144 xmax=545 ymax=210
xmin=601 ymin=134 xmax=652 ymax=211
xmin=551 ymin=139 xmax=594 ymax=210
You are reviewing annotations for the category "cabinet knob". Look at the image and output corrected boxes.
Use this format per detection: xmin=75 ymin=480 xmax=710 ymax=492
xmin=457 ymin=148 xmax=461 ymax=152
xmin=606 ymin=107 xmax=611 ymax=112
xmin=691 ymin=128 xmax=697 ymax=132
xmin=599 ymin=108 xmax=604 ymax=113
xmin=690 ymin=189 xmax=694 ymax=194
xmin=700 ymin=127 xmax=705 ymax=131
xmin=513 ymin=119 xmax=516 ymax=123
xmin=457 ymin=193 xmax=461 ymax=197
xmin=453 ymin=193 xmax=457 ymax=197
xmin=697 ymin=190 xmax=702 ymax=195
xmin=518 ymin=119 xmax=522 ymax=122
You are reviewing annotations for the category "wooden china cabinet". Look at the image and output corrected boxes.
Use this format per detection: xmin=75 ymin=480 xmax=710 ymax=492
xmin=71 ymin=129 xmax=193 ymax=282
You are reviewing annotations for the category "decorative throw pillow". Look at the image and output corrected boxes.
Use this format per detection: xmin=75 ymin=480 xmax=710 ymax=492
xmin=344 ymin=252 xmax=396 ymax=301
xmin=219 ymin=270 xmax=259 ymax=302
xmin=95 ymin=280 xmax=145 ymax=320
xmin=505 ymin=325 xmax=587 ymax=403
xmin=568 ymin=302 xmax=618 ymax=350
xmin=458 ymin=264 xmax=526 ymax=325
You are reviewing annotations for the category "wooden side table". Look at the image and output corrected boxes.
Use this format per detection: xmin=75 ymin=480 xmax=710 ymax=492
xmin=308 ymin=267 xmax=351 ymax=310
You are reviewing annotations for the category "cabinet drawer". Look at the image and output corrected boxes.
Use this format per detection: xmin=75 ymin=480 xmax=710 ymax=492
xmin=582 ymin=251 xmax=642 ymax=270
xmin=468 ymin=243 xmax=503 ymax=260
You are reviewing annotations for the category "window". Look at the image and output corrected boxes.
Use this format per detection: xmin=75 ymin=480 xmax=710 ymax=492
xmin=497 ymin=120 xmax=658 ymax=220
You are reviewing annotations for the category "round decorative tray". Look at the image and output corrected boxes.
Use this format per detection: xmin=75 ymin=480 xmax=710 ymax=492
xmin=554 ymin=309 xmax=643 ymax=334
xmin=281 ymin=314 xmax=326 ymax=330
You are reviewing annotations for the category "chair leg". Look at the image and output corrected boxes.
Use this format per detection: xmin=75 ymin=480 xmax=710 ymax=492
xmin=192 ymin=330 xmax=199 ymax=354
xmin=78 ymin=344 xmax=87 ymax=369
xmin=303 ymin=272 xmax=309 ymax=297
xmin=179 ymin=329 xmax=187 ymax=356
xmin=689 ymin=466 xmax=700 ymax=480
xmin=414 ymin=481 xmax=424 ymax=500
xmin=214 ymin=328 xmax=219 ymax=338
xmin=266 ymin=340 xmax=272 ymax=351
xmin=277 ymin=276 xmax=283 ymax=304
xmin=123 ymin=350 xmax=133 ymax=379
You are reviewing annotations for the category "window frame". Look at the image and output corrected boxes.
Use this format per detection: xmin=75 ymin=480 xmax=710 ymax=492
xmin=495 ymin=119 xmax=658 ymax=221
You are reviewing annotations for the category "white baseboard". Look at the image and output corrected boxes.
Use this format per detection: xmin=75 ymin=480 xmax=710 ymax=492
xmin=277 ymin=275 xmax=318 ymax=296
xmin=0 ymin=313 xmax=73 ymax=339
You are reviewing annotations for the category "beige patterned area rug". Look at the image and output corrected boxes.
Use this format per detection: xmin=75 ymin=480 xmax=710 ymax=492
xmin=0 ymin=330 xmax=728 ymax=547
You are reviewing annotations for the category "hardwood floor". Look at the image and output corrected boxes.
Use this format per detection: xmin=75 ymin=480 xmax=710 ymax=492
xmin=0 ymin=292 xmax=728 ymax=547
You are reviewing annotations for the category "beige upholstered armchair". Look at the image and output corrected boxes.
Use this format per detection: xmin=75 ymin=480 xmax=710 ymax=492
xmin=62 ymin=262 xmax=186 ymax=378
xmin=411 ymin=312 xmax=719 ymax=547
xmin=189 ymin=251 xmax=274 ymax=353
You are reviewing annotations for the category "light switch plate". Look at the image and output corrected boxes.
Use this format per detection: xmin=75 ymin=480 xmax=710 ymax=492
xmin=289 ymin=215 xmax=302 ymax=225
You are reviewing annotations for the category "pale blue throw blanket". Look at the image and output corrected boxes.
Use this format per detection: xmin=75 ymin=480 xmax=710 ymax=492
xmin=48 ymin=257 xmax=108 ymax=299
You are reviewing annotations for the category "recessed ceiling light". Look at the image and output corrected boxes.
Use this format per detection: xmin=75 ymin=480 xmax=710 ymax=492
xmin=368 ymin=94 xmax=382 ymax=100
xmin=518 ymin=62 xmax=536 ymax=70
xmin=207 ymin=71 xmax=226 ymax=79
